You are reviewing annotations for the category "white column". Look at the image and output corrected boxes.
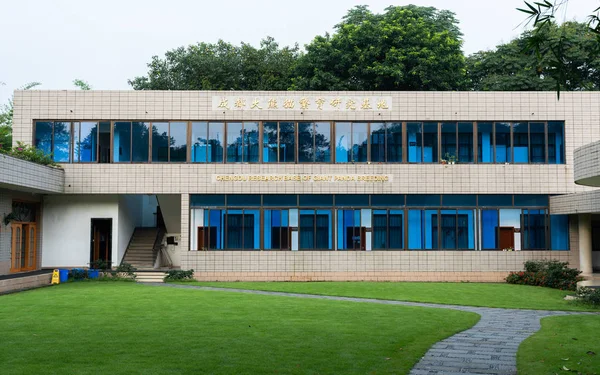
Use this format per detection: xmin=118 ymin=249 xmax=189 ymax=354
xmin=578 ymin=214 xmax=593 ymax=275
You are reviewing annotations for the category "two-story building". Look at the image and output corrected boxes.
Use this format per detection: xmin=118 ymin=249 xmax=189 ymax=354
xmin=1 ymin=90 xmax=599 ymax=282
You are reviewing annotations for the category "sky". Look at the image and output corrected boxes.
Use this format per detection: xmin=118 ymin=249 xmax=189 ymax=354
xmin=0 ymin=0 xmax=592 ymax=104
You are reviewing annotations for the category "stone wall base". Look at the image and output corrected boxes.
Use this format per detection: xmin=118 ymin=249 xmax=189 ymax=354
xmin=193 ymin=271 xmax=510 ymax=282
xmin=0 ymin=273 xmax=52 ymax=295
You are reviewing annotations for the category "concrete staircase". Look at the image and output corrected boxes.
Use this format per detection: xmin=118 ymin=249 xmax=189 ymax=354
xmin=122 ymin=227 xmax=160 ymax=269
xmin=135 ymin=271 xmax=167 ymax=283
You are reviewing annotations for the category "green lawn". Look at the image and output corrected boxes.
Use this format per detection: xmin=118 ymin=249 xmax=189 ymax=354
xmin=518 ymin=315 xmax=600 ymax=375
xmin=0 ymin=283 xmax=478 ymax=375
xmin=182 ymin=281 xmax=599 ymax=311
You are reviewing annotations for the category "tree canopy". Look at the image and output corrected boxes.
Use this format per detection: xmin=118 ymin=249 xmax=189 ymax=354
xmin=128 ymin=37 xmax=299 ymax=91
xmin=467 ymin=22 xmax=600 ymax=91
xmin=293 ymin=5 xmax=465 ymax=91
xmin=128 ymin=4 xmax=598 ymax=93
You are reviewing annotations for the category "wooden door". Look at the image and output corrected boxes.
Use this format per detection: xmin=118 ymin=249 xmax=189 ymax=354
xmin=498 ymin=227 xmax=515 ymax=249
xmin=10 ymin=223 xmax=36 ymax=273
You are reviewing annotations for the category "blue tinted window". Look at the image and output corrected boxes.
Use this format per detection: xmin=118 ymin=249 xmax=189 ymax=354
xmin=75 ymin=122 xmax=97 ymax=162
xmin=423 ymin=123 xmax=438 ymax=163
xmin=370 ymin=123 xmax=386 ymax=162
xmin=299 ymin=194 xmax=333 ymax=207
xmin=407 ymin=122 xmax=421 ymax=162
xmin=191 ymin=194 xmax=225 ymax=207
xmin=548 ymin=122 xmax=564 ymax=164
xmin=315 ymin=122 xmax=331 ymax=162
xmin=279 ymin=122 xmax=295 ymax=163
xmin=335 ymin=122 xmax=351 ymax=163
xmin=226 ymin=122 xmax=243 ymax=162
xmin=353 ymin=123 xmax=368 ymax=162
xmin=477 ymin=122 xmax=493 ymax=163
xmin=114 ymin=122 xmax=131 ymax=162
xmin=495 ymin=123 xmax=512 ymax=163
xmin=408 ymin=210 xmax=438 ymax=249
xmin=226 ymin=195 xmax=261 ymax=207
xmin=481 ymin=210 xmax=499 ymax=249
xmin=263 ymin=122 xmax=278 ymax=163
xmin=191 ymin=122 xmax=208 ymax=162
xmin=335 ymin=195 xmax=369 ymax=206
xmin=244 ymin=122 xmax=259 ymax=163
xmin=299 ymin=209 xmax=332 ymax=249
xmin=514 ymin=195 xmax=548 ymax=207
xmin=442 ymin=195 xmax=476 ymax=206
xmin=53 ymin=121 xmax=71 ymax=162
xmin=225 ymin=209 xmax=259 ymax=249
xmin=406 ymin=195 xmax=441 ymax=206
xmin=34 ymin=121 xmax=53 ymax=155
xmin=298 ymin=122 xmax=314 ymax=163
xmin=203 ymin=209 xmax=224 ymax=249
xmin=371 ymin=195 xmax=405 ymax=206
xmin=550 ymin=215 xmax=569 ymax=250
xmin=385 ymin=122 xmax=402 ymax=162
xmin=208 ymin=122 xmax=224 ymax=162
xmin=457 ymin=122 xmax=473 ymax=163
xmin=263 ymin=194 xmax=297 ymax=207
xmin=478 ymin=195 xmax=513 ymax=206
xmin=152 ymin=122 xmax=169 ymax=162
xmin=513 ymin=122 xmax=528 ymax=163
xmin=530 ymin=122 xmax=545 ymax=163
xmin=522 ymin=209 xmax=546 ymax=249
xmin=441 ymin=122 xmax=456 ymax=160
xmin=132 ymin=122 xmax=149 ymax=162
xmin=372 ymin=210 xmax=403 ymax=249
xmin=264 ymin=209 xmax=290 ymax=250
xmin=170 ymin=122 xmax=187 ymax=162
xmin=337 ymin=209 xmax=362 ymax=250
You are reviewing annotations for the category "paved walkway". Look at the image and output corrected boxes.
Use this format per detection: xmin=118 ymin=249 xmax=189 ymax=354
xmin=143 ymin=283 xmax=596 ymax=375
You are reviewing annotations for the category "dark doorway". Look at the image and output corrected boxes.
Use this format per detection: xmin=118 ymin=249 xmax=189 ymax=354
xmin=498 ymin=227 xmax=515 ymax=249
xmin=90 ymin=219 xmax=112 ymax=266
xmin=592 ymin=215 xmax=600 ymax=252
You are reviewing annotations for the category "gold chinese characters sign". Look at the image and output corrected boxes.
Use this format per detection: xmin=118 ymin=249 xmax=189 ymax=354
xmin=212 ymin=96 xmax=392 ymax=111
xmin=212 ymin=174 xmax=392 ymax=183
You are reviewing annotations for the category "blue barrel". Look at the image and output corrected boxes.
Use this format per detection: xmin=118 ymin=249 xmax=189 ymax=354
xmin=59 ymin=269 xmax=69 ymax=283
xmin=88 ymin=269 xmax=99 ymax=279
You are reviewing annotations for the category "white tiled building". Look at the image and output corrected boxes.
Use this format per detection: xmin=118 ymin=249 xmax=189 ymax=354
xmin=1 ymin=90 xmax=599 ymax=282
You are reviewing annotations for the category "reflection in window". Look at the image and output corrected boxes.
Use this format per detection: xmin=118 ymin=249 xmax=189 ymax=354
xmin=34 ymin=122 xmax=53 ymax=156
xmin=74 ymin=122 xmax=98 ymax=162
xmin=132 ymin=122 xmax=149 ymax=162
xmin=408 ymin=122 xmax=437 ymax=163
xmin=152 ymin=122 xmax=169 ymax=162
xmin=337 ymin=209 xmax=365 ymax=250
xmin=226 ymin=122 xmax=259 ymax=163
xmin=513 ymin=122 xmax=529 ymax=163
xmin=477 ymin=122 xmax=493 ymax=163
xmin=298 ymin=122 xmax=331 ymax=162
xmin=547 ymin=122 xmax=564 ymax=164
xmin=495 ymin=122 xmax=512 ymax=163
xmin=386 ymin=123 xmax=403 ymax=162
xmin=170 ymin=122 xmax=187 ymax=162
xmin=441 ymin=122 xmax=457 ymax=160
xmin=191 ymin=122 xmax=223 ymax=162
xmin=53 ymin=122 xmax=71 ymax=162
xmin=334 ymin=122 xmax=369 ymax=163
xmin=529 ymin=122 xmax=545 ymax=163
xmin=457 ymin=122 xmax=473 ymax=163
xmin=113 ymin=122 xmax=132 ymax=162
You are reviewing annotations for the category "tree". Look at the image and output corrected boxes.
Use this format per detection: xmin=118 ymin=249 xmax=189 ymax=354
xmin=292 ymin=5 xmax=466 ymax=91
xmin=466 ymin=22 xmax=600 ymax=91
xmin=518 ymin=1 xmax=600 ymax=96
xmin=0 ymin=82 xmax=41 ymax=150
xmin=129 ymin=37 xmax=299 ymax=90
xmin=73 ymin=79 xmax=92 ymax=90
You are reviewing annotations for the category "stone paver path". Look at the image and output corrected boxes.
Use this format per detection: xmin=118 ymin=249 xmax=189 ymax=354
xmin=143 ymin=283 xmax=596 ymax=375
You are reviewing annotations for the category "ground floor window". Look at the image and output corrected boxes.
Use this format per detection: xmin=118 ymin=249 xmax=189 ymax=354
xmin=189 ymin=194 xmax=569 ymax=251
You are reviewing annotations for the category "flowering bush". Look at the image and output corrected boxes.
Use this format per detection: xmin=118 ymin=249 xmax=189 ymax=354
xmin=0 ymin=141 xmax=60 ymax=167
xmin=505 ymin=260 xmax=583 ymax=291
xmin=576 ymin=287 xmax=600 ymax=306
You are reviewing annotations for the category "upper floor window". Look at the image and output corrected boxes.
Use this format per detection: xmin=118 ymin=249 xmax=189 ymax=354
xmin=32 ymin=120 xmax=565 ymax=165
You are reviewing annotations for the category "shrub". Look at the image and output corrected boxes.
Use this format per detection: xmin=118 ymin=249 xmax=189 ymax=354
xmin=70 ymin=268 xmax=88 ymax=281
xmin=0 ymin=141 xmax=61 ymax=167
xmin=89 ymin=259 xmax=111 ymax=270
xmin=576 ymin=287 xmax=600 ymax=306
xmin=506 ymin=260 xmax=583 ymax=291
xmin=164 ymin=269 xmax=195 ymax=282
xmin=106 ymin=262 xmax=137 ymax=280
